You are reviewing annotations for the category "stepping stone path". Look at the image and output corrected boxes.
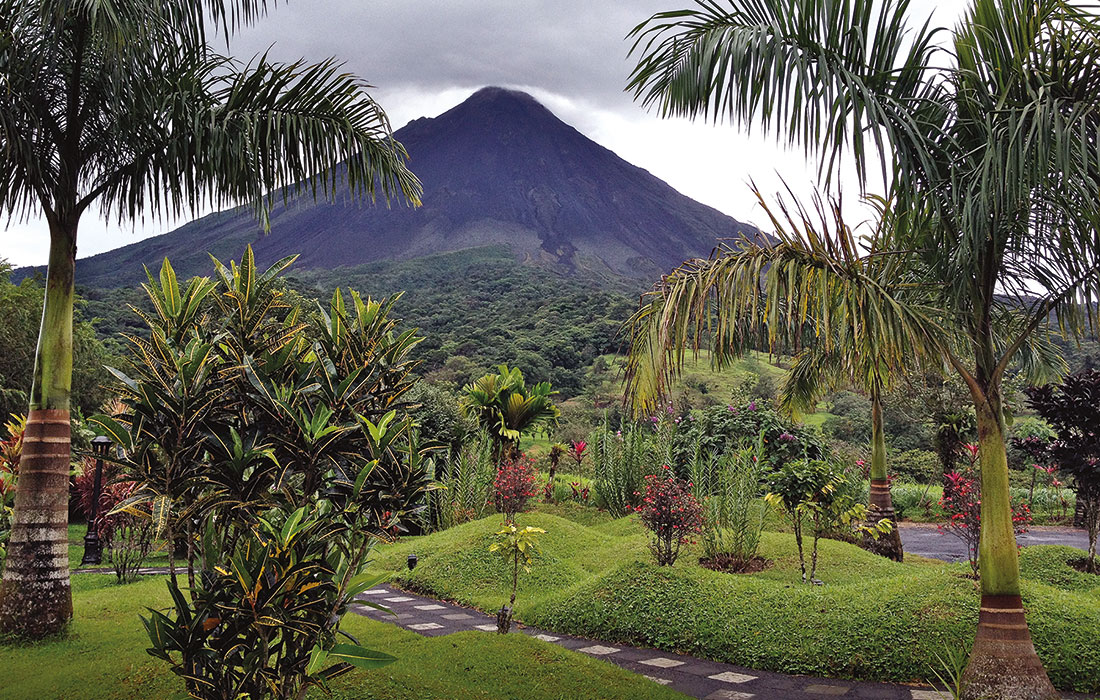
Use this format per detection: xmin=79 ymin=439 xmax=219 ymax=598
xmin=352 ymin=585 xmax=1091 ymax=700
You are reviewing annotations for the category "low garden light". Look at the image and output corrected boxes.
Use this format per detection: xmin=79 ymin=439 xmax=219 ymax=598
xmin=407 ymin=553 xmax=418 ymax=570
xmin=80 ymin=436 xmax=113 ymax=567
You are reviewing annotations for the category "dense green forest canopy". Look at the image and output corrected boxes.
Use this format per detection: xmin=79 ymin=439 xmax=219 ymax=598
xmin=13 ymin=244 xmax=1100 ymax=466
xmin=75 ymin=246 xmax=637 ymax=399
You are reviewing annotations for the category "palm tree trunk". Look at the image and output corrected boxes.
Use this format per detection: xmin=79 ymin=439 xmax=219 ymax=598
xmin=960 ymin=382 xmax=1056 ymax=700
xmin=865 ymin=387 xmax=903 ymax=561
xmin=0 ymin=219 xmax=77 ymax=638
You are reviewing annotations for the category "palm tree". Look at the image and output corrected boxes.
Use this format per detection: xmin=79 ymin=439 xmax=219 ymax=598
xmin=628 ymin=192 xmax=935 ymax=558
xmin=0 ymin=0 xmax=421 ymax=639
xmin=461 ymin=365 xmax=560 ymax=460
xmin=784 ymin=348 xmax=906 ymax=561
xmin=627 ymin=2 xmax=1100 ymax=697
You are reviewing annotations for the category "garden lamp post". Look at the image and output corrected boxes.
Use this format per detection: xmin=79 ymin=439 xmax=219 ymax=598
xmin=407 ymin=553 xmax=418 ymax=570
xmin=80 ymin=436 xmax=112 ymax=566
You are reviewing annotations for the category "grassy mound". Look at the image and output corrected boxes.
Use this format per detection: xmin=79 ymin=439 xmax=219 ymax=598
xmin=375 ymin=510 xmax=1100 ymax=693
xmin=1019 ymin=545 xmax=1100 ymax=596
xmin=0 ymin=574 xmax=686 ymax=700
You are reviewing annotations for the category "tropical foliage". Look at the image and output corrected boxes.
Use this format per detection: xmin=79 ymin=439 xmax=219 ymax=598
xmin=74 ymin=460 xmax=153 ymax=583
xmin=0 ymin=415 xmax=23 ymax=561
xmin=461 ymin=365 xmax=560 ymax=458
xmin=92 ymin=249 xmax=431 ymax=698
xmin=694 ymin=436 xmax=771 ymax=570
xmin=766 ymin=459 xmax=887 ymax=584
xmin=626 ymin=1 xmax=1100 ymax=694
xmin=0 ymin=0 xmax=421 ymax=639
xmin=1026 ymin=371 xmax=1100 ymax=573
xmin=488 ymin=524 xmax=546 ymax=633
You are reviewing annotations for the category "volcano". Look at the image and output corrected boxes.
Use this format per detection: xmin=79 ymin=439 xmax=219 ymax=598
xmin=40 ymin=87 xmax=757 ymax=287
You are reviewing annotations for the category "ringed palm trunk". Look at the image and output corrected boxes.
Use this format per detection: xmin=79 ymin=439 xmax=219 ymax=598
xmin=0 ymin=219 xmax=77 ymax=638
xmin=865 ymin=387 xmax=903 ymax=561
xmin=960 ymin=374 xmax=1057 ymax=700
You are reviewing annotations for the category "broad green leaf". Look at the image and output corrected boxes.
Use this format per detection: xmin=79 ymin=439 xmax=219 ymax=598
xmin=327 ymin=643 xmax=397 ymax=669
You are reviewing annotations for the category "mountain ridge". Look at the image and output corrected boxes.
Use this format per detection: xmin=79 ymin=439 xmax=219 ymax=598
xmin=18 ymin=86 xmax=758 ymax=288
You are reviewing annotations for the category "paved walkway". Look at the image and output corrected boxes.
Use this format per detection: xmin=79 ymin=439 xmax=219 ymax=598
xmin=899 ymin=523 xmax=1090 ymax=563
xmin=353 ymin=584 xmax=962 ymax=700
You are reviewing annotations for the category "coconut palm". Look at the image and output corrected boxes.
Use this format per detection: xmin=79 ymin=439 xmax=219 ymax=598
xmin=461 ymin=365 xmax=560 ymax=460
xmin=627 ymin=1 xmax=1100 ymax=696
xmin=0 ymin=0 xmax=421 ymax=638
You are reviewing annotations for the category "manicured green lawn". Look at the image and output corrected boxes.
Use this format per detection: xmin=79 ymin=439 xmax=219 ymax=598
xmin=371 ymin=506 xmax=1100 ymax=693
xmin=0 ymin=574 xmax=687 ymax=700
xmin=66 ymin=524 xmax=172 ymax=572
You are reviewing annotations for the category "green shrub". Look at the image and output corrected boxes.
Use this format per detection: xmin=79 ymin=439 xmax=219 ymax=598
xmin=98 ymin=251 xmax=431 ymax=699
xmin=889 ymin=449 xmax=940 ymax=484
xmin=671 ymin=400 xmax=825 ymax=474
xmin=590 ymin=423 xmax=653 ymax=517
xmin=696 ymin=438 xmax=770 ymax=567
xmin=427 ymin=434 xmax=496 ymax=531
xmin=767 ymin=460 xmax=882 ymax=583
xmin=890 ymin=483 xmax=943 ymax=521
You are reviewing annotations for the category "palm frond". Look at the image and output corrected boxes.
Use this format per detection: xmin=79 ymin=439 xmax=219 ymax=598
xmin=627 ymin=0 xmax=945 ymax=185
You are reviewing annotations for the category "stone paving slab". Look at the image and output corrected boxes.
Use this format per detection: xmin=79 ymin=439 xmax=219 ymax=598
xmin=353 ymin=585 xmax=1052 ymax=700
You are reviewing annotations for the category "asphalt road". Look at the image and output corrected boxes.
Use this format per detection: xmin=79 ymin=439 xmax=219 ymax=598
xmin=899 ymin=523 xmax=1091 ymax=562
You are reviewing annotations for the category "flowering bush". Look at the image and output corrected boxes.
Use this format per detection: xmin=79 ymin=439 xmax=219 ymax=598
xmin=670 ymin=400 xmax=825 ymax=474
xmin=939 ymin=468 xmax=1032 ymax=577
xmin=494 ymin=453 xmax=538 ymax=521
xmin=636 ymin=467 xmax=703 ymax=566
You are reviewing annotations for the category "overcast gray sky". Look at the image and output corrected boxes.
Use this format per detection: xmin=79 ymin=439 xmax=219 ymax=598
xmin=2 ymin=0 xmax=964 ymax=268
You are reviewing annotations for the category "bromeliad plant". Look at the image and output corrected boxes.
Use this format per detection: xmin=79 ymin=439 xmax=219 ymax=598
xmin=93 ymin=248 xmax=432 ymax=699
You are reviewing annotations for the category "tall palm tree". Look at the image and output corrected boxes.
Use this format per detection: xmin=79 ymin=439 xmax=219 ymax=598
xmin=0 ymin=0 xmax=421 ymax=639
xmin=628 ymin=192 xmax=935 ymax=559
xmin=627 ymin=1 xmax=1100 ymax=697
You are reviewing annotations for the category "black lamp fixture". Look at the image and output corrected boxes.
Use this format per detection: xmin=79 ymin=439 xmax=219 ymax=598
xmin=80 ymin=436 xmax=113 ymax=567
xmin=407 ymin=553 xmax=418 ymax=570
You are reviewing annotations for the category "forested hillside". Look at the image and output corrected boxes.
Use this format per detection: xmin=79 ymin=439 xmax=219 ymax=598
xmin=75 ymin=245 xmax=638 ymax=398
